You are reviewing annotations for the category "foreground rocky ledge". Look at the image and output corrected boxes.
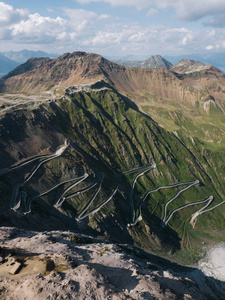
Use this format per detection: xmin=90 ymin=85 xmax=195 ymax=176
xmin=0 ymin=227 xmax=224 ymax=300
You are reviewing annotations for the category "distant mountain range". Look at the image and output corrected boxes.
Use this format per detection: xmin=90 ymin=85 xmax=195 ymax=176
xmin=0 ymin=53 xmax=20 ymax=77
xmin=0 ymin=50 xmax=59 ymax=77
xmin=165 ymin=52 xmax=225 ymax=73
xmin=111 ymin=52 xmax=225 ymax=73
xmin=112 ymin=55 xmax=172 ymax=69
xmin=1 ymin=49 xmax=225 ymax=79
xmin=3 ymin=49 xmax=59 ymax=63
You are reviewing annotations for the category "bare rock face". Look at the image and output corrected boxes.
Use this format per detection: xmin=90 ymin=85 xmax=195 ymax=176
xmin=0 ymin=227 xmax=224 ymax=300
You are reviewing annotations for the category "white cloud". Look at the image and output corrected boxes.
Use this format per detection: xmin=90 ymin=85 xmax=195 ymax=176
xmin=11 ymin=13 xmax=67 ymax=43
xmin=99 ymin=14 xmax=111 ymax=20
xmin=1 ymin=1 xmax=225 ymax=56
xmin=206 ymin=45 xmax=214 ymax=50
xmin=0 ymin=2 xmax=28 ymax=26
xmin=74 ymin=0 xmax=225 ymax=26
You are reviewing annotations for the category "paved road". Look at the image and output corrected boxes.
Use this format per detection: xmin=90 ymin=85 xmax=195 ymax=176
xmin=75 ymin=165 xmax=156 ymax=222
xmin=1 ymin=140 xmax=69 ymax=176
xmin=63 ymin=180 xmax=99 ymax=200
xmin=163 ymin=195 xmax=213 ymax=227
xmin=10 ymin=184 xmax=21 ymax=210
xmin=161 ymin=180 xmax=199 ymax=224
xmin=76 ymin=173 xmax=122 ymax=221
xmin=133 ymin=181 xmax=199 ymax=226
xmin=10 ymin=140 xmax=69 ymax=212
xmin=22 ymin=140 xmax=69 ymax=186
xmin=190 ymin=197 xmax=225 ymax=227
xmin=129 ymin=180 xmax=198 ymax=227
xmin=54 ymin=173 xmax=89 ymax=209
xmin=129 ymin=164 xmax=156 ymax=224
xmin=76 ymin=173 xmax=104 ymax=220
xmin=22 ymin=174 xmax=88 ymax=214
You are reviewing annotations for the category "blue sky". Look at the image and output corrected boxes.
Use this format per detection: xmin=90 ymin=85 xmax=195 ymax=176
xmin=1 ymin=0 xmax=225 ymax=57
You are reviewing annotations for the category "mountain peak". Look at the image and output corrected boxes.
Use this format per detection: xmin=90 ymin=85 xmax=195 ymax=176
xmin=171 ymin=59 xmax=206 ymax=74
xmin=141 ymin=55 xmax=172 ymax=68
xmin=112 ymin=55 xmax=172 ymax=69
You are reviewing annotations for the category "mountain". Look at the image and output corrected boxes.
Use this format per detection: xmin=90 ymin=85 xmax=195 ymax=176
xmin=165 ymin=52 xmax=225 ymax=73
xmin=1 ymin=51 xmax=225 ymax=269
xmin=113 ymin=55 xmax=172 ymax=69
xmin=0 ymin=53 xmax=19 ymax=77
xmin=0 ymin=49 xmax=59 ymax=78
xmin=170 ymin=59 xmax=206 ymax=74
xmin=2 ymin=57 xmax=51 ymax=80
xmin=3 ymin=49 xmax=59 ymax=63
xmin=170 ymin=59 xmax=225 ymax=101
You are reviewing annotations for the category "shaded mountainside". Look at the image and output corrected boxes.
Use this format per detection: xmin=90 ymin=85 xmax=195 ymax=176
xmin=1 ymin=52 xmax=225 ymax=265
xmin=113 ymin=55 xmax=172 ymax=69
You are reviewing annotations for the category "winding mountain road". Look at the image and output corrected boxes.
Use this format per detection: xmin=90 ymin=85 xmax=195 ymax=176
xmin=10 ymin=140 xmax=69 ymax=211
xmin=129 ymin=180 xmax=199 ymax=226
xmin=163 ymin=195 xmax=213 ymax=227
xmin=53 ymin=173 xmax=89 ymax=209
xmin=76 ymin=173 xmax=104 ymax=221
xmin=22 ymin=174 xmax=88 ymax=214
xmin=75 ymin=165 xmax=156 ymax=222
xmin=161 ymin=180 xmax=199 ymax=225
xmin=190 ymin=197 xmax=225 ymax=227
xmin=1 ymin=140 xmax=69 ymax=176
xmin=129 ymin=164 xmax=156 ymax=224
xmin=22 ymin=140 xmax=69 ymax=186
xmin=63 ymin=181 xmax=99 ymax=200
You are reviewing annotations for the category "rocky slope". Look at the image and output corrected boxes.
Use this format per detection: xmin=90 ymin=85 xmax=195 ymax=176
xmin=0 ymin=227 xmax=224 ymax=300
xmin=113 ymin=55 xmax=172 ymax=69
xmin=170 ymin=59 xmax=206 ymax=74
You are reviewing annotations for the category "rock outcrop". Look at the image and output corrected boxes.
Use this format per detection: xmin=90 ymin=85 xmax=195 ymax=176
xmin=0 ymin=227 xmax=224 ymax=300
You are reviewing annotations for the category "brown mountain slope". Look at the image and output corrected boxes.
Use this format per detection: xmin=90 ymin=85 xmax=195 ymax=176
xmin=175 ymin=65 xmax=225 ymax=99
xmin=2 ymin=51 xmax=225 ymax=106
xmin=0 ymin=51 xmax=201 ymax=105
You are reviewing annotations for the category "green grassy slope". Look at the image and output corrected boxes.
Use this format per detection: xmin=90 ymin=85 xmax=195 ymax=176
xmin=1 ymin=82 xmax=225 ymax=264
xmin=55 ymin=85 xmax=225 ymax=258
